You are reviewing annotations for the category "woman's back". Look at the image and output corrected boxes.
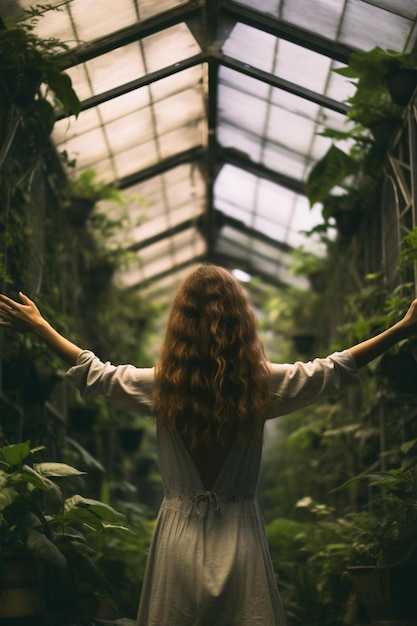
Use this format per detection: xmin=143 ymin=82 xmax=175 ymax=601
xmin=136 ymin=424 xmax=286 ymax=626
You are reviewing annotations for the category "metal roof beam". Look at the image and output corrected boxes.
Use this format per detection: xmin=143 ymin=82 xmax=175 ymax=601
xmin=127 ymin=207 xmax=291 ymax=255
xmin=129 ymin=250 xmax=287 ymax=291
xmin=129 ymin=256 xmax=206 ymax=290
xmin=56 ymin=54 xmax=204 ymax=119
xmin=222 ymin=0 xmax=358 ymax=63
xmin=117 ymin=146 xmax=204 ymax=188
xmin=57 ymin=48 xmax=348 ymax=120
xmin=213 ymin=210 xmax=292 ymax=253
xmin=218 ymin=146 xmax=306 ymax=195
xmin=128 ymin=217 xmax=196 ymax=252
xmin=216 ymin=52 xmax=349 ymax=115
xmin=211 ymin=252 xmax=289 ymax=289
xmin=60 ymin=2 xmax=205 ymax=67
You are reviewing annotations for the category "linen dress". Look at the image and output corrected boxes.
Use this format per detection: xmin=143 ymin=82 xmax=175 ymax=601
xmin=66 ymin=349 xmax=358 ymax=626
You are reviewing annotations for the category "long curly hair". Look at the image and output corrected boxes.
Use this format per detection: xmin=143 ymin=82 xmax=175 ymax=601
xmin=152 ymin=264 xmax=270 ymax=448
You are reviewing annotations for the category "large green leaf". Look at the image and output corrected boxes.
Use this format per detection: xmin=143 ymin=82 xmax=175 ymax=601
xmin=62 ymin=495 xmax=126 ymax=531
xmin=44 ymin=69 xmax=80 ymax=117
xmin=34 ymin=462 xmax=85 ymax=477
xmin=0 ymin=487 xmax=18 ymax=511
xmin=2 ymin=494 xmax=46 ymax=530
xmin=26 ymin=527 xmax=67 ymax=568
xmin=19 ymin=464 xmax=62 ymax=498
xmin=64 ymin=495 xmax=125 ymax=519
xmin=0 ymin=442 xmax=31 ymax=467
xmin=306 ymin=145 xmax=358 ymax=207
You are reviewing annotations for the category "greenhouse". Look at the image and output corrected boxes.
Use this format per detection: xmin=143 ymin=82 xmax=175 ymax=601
xmin=1 ymin=0 xmax=417 ymax=625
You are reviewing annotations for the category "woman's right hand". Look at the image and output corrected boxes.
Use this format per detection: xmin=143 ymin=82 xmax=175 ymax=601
xmin=0 ymin=292 xmax=45 ymax=333
xmin=0 ymin=291 xmax=83 ymax=366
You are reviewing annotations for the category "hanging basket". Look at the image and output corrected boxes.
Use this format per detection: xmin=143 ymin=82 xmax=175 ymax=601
xmin=307 ymin=271 xmax=327 ymax=293
xmin=0 ymin=67 xmax=42 ymax=106
xmin=66 ymin=197 xmax=95 ymax=228
xmin=385 ymin=68 xmax=417 ymax=106
xmin=368 ymin=117 xmax=401 ymax=147
xmin=333 ymin=208 xmax=363 ymax=238
xmin=88 ymin=263 xmax=115 ymax=291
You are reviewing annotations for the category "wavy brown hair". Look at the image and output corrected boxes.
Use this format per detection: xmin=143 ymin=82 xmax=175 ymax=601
xmin=152 ymin=264 xmax=270 ymax=448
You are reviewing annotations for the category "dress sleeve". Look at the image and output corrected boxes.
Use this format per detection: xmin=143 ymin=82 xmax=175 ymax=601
xmin=66 ymin=349 xmax=154 ymax=413
xmin=265 ymin=350 xmax=359 ymax=420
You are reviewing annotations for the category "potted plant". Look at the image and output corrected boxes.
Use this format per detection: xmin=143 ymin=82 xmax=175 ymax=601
xmin=290 ymin=247 xmax=330 ymax=293
xmin=0 ymin=9 xmax=80 ymax=127
xmin=306 ymin=132 xmax=382 ymax=236
xmin=65 ymin=168 xmax=124 ymax=227
xmin=336 ymin=46 xmax=417 ymax=107
xmin=336 ymin=459 xmax=417 ymax=623
xmin=0 ymin=440 xmax=129 ymax=622
xmin=333 ymin=47 xmax=417 ymax=144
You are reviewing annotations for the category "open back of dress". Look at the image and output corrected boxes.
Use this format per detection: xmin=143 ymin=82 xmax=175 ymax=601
xmin=136 ymin=425 xmax=287 ymax=626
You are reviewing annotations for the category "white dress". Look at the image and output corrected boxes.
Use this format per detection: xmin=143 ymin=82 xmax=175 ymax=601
xmin=66 ymin=350 xmax=358 ymax=626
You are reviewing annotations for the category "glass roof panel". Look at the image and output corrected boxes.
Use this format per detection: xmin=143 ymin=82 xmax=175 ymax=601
xmin=138 ymin=0 xmax=191 ymax=22
xmin=281 ymin=0 xmax=345 ymax=39
xmin=340 ymin=0 xmax=414 ymax=50
xmin=123 ymin=228 xmax=205 ymax=285
xmin=142 ymin=24 xmax=201 ymax=73
xmin=25 ymin=3 xmax=75 ymax=47
xmin=81 ymin=45 xmax=146 ymax=95
xmin=372 ymin=0 xmax=417 ymax=20
xmin=70 ymin=0 xmax=138 ymax=41
xmin=98 ymin=90 xmax=151 ymax=124
xmin=53 ymin=108 xmax=101 ymax=144
xmin=218 ymin=66 xmax=338 ymax=182
xmin=113 ymin=163 xmax=205 ymax=288
xmin=223 ymin=23 xmax=332 ymax=94
xmin=3 ymin=0 xmax=417 ymax=297
xmin=53 ymin=63 xmax=205 ymax=182
xmin=214 ymin=165 xmax=324 ymax=254
xmin=231 ymin=0 xmax=417 ymax=51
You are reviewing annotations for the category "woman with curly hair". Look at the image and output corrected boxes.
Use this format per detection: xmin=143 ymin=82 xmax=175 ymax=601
xmin=1 ymin=264 xmax=417 ymax=626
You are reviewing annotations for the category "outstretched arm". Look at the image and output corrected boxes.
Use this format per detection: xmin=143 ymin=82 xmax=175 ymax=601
xmin=0 ymin=292 xmax=83 ymax=366
xmin=348 ymin=298 xmax=417 ymax=368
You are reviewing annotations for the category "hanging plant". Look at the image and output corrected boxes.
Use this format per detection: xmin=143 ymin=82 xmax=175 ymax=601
xmin=0 ymin=8 xmax=80 ymax=121
xmin=306 ymin=127 xmax=382 ymax=236
xmin=63 ymin=168 xmax=124 ymax=227
xmin=334 ymin=46 xmax=412 ymax=129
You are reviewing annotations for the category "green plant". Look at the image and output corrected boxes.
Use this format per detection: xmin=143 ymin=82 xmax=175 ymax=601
xmin=290 ymin=247 xmax=328 ymax=277
xmin=93 ymin=502 xmax=154 ymax=617
xmin=0 ymin=6 xmax=80 ymax=125
xmin=0 ymin=440 xmax=128 ymax=567
xmin=266 ymin=503 xmax=352 ymax=626
xmin=336 ymin=456 xmax=417 ymax=567
xmin=334 ymin=47 xmax=412 ymax=127
xmin=305 ymin=130 xmax=383 ymax=235
xmin=67 ymin=168 xmax=124 ymax=205
xmin=398 ymin=226 xmax=417 ymax=271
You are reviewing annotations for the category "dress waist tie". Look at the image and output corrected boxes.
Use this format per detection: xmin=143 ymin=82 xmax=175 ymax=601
xmin=192 ymin=490 xmax=220 ymax=515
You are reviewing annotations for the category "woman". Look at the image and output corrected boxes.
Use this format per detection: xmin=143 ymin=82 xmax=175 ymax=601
xmin=1 ymin=264 xmax=417 ymax=626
